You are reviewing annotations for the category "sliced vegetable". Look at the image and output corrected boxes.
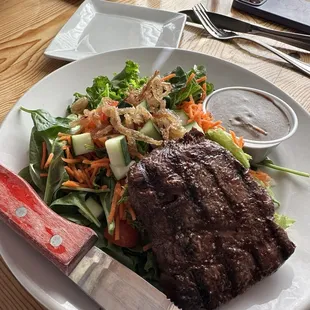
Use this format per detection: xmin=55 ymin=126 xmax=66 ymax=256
xmin=105 ymin=135 xmax=131 ymax=166
xmin=173 ymin=110 xmax=189 ymax=126
xmin=138 ymin=100 xmax=148 ymax=110
xmin=184 ymin=121 xmax=204 ymax=133
xmin=110 ymin=161 xmax=135 ymax=181
xmin=85 ymin=196 xmax=103 ymax=219
xmin=99 ymin=192 xmax=115 ymax=235
xmin=104 ymin=220 xmax=139 ymax=248
xmin=139 ymin=120 xmax=162 ymax=141
xmin=72 ymin=133 xmax=94 ymax=156
xmin=207 ymin=128 xmax=252 ymax=169
xmin=274 ymin=213 xmax=295 ymax=229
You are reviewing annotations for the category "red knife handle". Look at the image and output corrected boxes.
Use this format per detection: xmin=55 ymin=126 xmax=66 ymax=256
xmin=0 ymin=164 xmax=97 ymax=275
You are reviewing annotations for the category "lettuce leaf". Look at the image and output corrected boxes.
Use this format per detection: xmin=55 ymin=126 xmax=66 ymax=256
xmin=274 ymin=213 xmax=295 ymax=229
xmin=72 ymin=60 xmax=146 ymax=110
xmin=165 ymin=65 xmax=214 ymax=109
xmin=207 ymin=128 xmax=252 ymax=168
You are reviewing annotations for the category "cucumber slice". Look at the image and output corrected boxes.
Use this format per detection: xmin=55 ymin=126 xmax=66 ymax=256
xmin=72 ymin=133 xmax=94 ymax=156
xmin=184 ymin=121 xmax=204 ymax=133
xmin=140 ymin=120 xmax=162 ymax=140
xmin=173 ymin=110 xmax=189 ymax=126
xmin=85 ymin=197 xmax=103 ymax=219
xmin=105 ymin=135 xmax=131 ymax=166
xmin=110 ymin=161 xmax=135 ymax=180
xmin=138 ymin=100 xmax=148 ymax=110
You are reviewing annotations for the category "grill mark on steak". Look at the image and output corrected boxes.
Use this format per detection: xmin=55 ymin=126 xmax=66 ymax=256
xmin=128 ymin=130 xmax=295 ymax=310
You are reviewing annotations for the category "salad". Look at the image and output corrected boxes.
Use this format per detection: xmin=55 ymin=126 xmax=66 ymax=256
xmin=19 ymin=60 xmax=299 ymax=287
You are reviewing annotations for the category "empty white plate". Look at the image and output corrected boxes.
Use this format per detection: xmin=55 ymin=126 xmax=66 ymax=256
xmin=44 ymin=0 xmax=186 ymax=61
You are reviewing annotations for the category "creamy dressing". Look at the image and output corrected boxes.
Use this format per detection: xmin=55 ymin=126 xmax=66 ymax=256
xmin=207 ymin=89 xmax=290 ymax=141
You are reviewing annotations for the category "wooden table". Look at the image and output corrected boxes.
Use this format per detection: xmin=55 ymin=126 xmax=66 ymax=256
xmin=0 ymin=0 xmax=309 ymax=309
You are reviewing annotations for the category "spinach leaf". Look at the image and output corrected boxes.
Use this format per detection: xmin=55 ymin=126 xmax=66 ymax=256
xmin=20 ymin=107 xmax=71 ymax=136
xmin=50 ymin=192 xmax=101 ymax=227
xmin=44 ymin=138 xmax=68 ymax=205
xmin=29 ymin=128 xmax=46 ymax=192
xmin=165 ymin=65 xmax=214 ymax=109
xmin=59 ymin=214 xmax=91 ymax=226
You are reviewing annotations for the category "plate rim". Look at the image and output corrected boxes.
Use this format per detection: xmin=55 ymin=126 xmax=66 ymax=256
xmin=1 ymin=46 xmax=310 ymax=310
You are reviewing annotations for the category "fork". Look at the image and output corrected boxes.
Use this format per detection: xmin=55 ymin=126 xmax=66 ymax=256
xmin=193 ymin=3 xmax=310 ymax=77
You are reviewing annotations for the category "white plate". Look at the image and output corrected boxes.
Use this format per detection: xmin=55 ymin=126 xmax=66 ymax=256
xmin=1 ymin=48 xmax=310 ymax=310
xmin=44 ymin=0 xmax=186 ymax=61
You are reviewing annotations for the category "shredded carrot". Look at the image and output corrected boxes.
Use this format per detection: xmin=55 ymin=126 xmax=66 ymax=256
xmin=186 ymin=72 xmax=196 ymax=85
xmin=82 ymin=169 xmax=92 ymax=188
xmin=181 ymin=102 xmax=222 ymax=132
xmin=94 ymin=139 xmax=104 ymax=148
xmin=62 ymin=158 xmax=82 ymax=164
xmin=40 ymin=142 xmax=47 ymax=170
xmin=229 ymin=130 xmax=245 ymax=148
xmin=108 ymin=182 xmax=121 ymax=224
xmin=119 ymin=203 xmax=125 ymax=220
xmin=250 ymin=170 xmax=271 ymax=186
xmin=202 ymin=83 xmax=207 ymax=91
xmin=127 ymin=205 xmax=136 ymax=221
xmin=101 ymin=185 xmax=108 ymax=190
xmin=90 ymin=167 xmax=99 ymax=184
xmin=62 ymin=180 xmax=83 ymax=188
xmin=44 ymin=153 xmax=54 ymax=169
xmin=196 ymin=76 xmax=207 ymax=83
xmin=65 ymin=147 xmax=72 ymax=159
xmin=91 ymin=158 xmax=110 ymax=164
xmin=115 ymin=215 xmax=120 ymax=241
xmin=91 ymin=162 xmax=110 ymax=169
xmin=64 ymin=166 xmax=75 ymax=179
xmin=82 ymin=159 xmax=93 ymax=165
xmin=76 ymin=169 xmax=85 ymax=183
xmin=58 ymin=132 xmax=69 ymax=137
xmin=161 ymin=73 xmax=176 ymax=81
xmin=143 ymin=243 xmax=152 ymax=252
xmin=40 ymin=173 xmax=48 ymax=177
xmin=106 ymin=168 xmax=112 ymax=177
xmin=59 ymin=135 xmax=71 ymax=142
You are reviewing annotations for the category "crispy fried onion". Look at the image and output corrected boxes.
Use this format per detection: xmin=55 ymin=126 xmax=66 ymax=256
xmin=92 ymin=125 xmax=113 ymax=139
xmin=153 ymin=109 xmax=186 ymax=140
xmin=126 ymin=71 xmax=172 ymax=112
xmin=118 ymin=105 xmax=152 ymax=126
xmin=102 ymin=105 xmax=162 ymax=146
xmin=141 ymin=71 xmax=172 ymax=113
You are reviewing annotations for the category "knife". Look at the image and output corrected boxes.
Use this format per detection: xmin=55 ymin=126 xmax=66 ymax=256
xmin=0 ymin=164 xmax=178 ymax=310
xmin=180 ymin=10 xmax=310 ymax=52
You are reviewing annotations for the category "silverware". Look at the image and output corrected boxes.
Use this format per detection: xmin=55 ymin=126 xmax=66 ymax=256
xmin=193 ymin=3 xmax=310 ymax=77
xmin=0 ymin=164 xmax=179 ymax=310
xmin=180 ymin=9 xmax=310 ymax=52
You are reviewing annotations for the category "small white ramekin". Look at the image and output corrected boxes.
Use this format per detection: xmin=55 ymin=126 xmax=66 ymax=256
xmin=203 ymin=86 xmax=298 ymax=164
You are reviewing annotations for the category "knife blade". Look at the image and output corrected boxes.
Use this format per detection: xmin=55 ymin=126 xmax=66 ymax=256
xmin=180 ymin=10 xmax=310 ymax=52
xmin=0 ymin=164 xmax=178 ymax=310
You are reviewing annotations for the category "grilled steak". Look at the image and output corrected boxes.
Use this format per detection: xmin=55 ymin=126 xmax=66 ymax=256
xmin=128 ymin=130 xmax=295 ymax=310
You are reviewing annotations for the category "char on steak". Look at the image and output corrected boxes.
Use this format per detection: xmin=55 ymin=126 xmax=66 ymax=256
xmin=128 ymin=130 xmax=295 ymax=310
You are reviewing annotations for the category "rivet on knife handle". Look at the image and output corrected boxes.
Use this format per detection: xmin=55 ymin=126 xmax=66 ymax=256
xmin=0 ymin=164 xmax=97 ymax=275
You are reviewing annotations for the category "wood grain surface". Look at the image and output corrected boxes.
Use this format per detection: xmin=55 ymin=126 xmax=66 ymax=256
xmin=0 ymin=0 xmax=309 ymax=309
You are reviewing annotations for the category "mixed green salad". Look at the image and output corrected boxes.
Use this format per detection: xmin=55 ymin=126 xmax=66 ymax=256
xmin=19 ymin=60 xmax=301 ymax=287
